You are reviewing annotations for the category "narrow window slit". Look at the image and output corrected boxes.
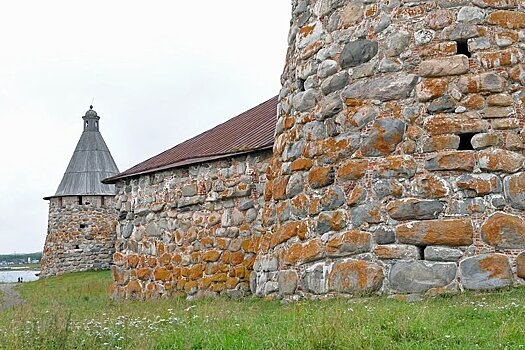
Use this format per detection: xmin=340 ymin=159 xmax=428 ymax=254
xmin=458 ymin=133 xmax=475 ymax=150
xmin=456 ymin=40 xmax=471 ymax=58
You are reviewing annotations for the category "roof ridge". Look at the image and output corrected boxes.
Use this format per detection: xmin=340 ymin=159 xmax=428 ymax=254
xmin=105 ymin=96 xmax=278 ymax=183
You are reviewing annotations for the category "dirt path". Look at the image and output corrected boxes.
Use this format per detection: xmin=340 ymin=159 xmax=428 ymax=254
xmin=0 ymin=284 xmax=23 ymax=312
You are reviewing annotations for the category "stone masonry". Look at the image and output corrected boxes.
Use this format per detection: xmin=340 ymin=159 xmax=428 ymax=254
xmin=41 ymin=196 xmax=117 ymax=277
xmin=110 ymin=151 xmax=272 ymax=299
xmin=108 ymin=1 xmax=525 ymax=300
xmin=253 ymin=0 xmax=525 ymax=299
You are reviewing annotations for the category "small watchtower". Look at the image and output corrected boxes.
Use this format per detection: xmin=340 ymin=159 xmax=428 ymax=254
xmin=41 ymin=106 xmax=120 ymax=277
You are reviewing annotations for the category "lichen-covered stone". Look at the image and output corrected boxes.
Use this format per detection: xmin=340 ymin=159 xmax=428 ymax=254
xmin=386 ymin=198 xmax=445 ymax=221
xmin=41 ymin=196 xmax=117 ymax=277
xmin=424 ymin=114 xmax=489 ymax=135
xmin=425 ymin=151 xmax=476 ymax=171
xmin=460 ymin=254 xmax=513 ymax=290
xmin=374 ymin=244 xmax=420 ymax=260
xmin=326 ymin=230 xmax=372 ymax=258
xmin=424 ymin=246 xmax=463 ymax=262
xmin=396 ymin=218 xmax=474 ymax=246
xmin=418 ymin=55 xmax=470 ymax=77
xmin=478 ymin=149 xmax=524 ymax=173
xmin=328 ymin=260 xmax=384 ymax=294
xmin=389 ymin=261 xmax=457 ymax=293
xmin=360 ymin=119 xmax=406 ymax=157
xmin=503 ymin=172 xmax=525 ymax=209
xmin=517 ymin=253 xmax=525 ymax=279
xmin=456 ymin=174 xmax=502 ymax=196
xmin=342 ymin=74 xmax=418 ymax=102
xmin=481 ymin=212 xmax=525 ymax=249
xmin=340 ymin=39 xmax=378 ymax=68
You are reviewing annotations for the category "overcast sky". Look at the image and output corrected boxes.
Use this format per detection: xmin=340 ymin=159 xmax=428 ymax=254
xmin=0 ymin=1 xmax=291 ymax=254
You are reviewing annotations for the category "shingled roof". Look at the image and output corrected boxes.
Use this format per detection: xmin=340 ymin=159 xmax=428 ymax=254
xmin=103 ymin=96 xmax=278 ymax=183
xmin=44 ymin=107 xmax=120 ymax=200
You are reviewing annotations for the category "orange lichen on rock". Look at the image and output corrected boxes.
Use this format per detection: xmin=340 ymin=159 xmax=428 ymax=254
xmin=328 ymin=260 xmax=384 ymax=293
xmin=396 ymin=219 xmax=473 ymax=246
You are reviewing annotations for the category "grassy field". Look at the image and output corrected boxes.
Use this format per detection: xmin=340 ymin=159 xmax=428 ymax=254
xmin=0 ymin=271 xmax=524 ymax=349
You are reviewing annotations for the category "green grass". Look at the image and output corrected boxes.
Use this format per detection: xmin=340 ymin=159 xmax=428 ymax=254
xmin=0 ymin=271 xmax=524 ymax=349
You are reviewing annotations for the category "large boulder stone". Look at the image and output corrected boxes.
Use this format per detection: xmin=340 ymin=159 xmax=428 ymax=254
xmin=342 ymin=74 xmax=418 ymax=102
xmin=282 ymin=239 xmax=325 ymax=266
xmin=424 ymin=246 xmax=463 ymax=262
xmin=300 ymin=263 xmax=328 ymax=294
xmin=504 ymin=172 xmax=525 ymax=210
xmin=278 ymin=270 xmax=299 ymax=296
xmin=360 ymin=119 xmax=406 ymax=157
xmin=418 ymin=55 xmax=469 ymax=77
xmin=457 ymin=73 xmax=506 ymax=93
xmin=486 ymin=10 xmax=525 ymax=29
xmin=389 ymin=261 xmax=457 ymax=293
xmin=386 ymin=198 xmax=445 ymax=221
xmin=478 ymin=149 xmax=524 ymax=173
xmin=396 ymin=218 xmax=474 ymax=246
xmin=374 ymin=244 xmax=420 ymax=260
xmin=328 ymin=260 xmax=384 ymax=294
xmin=423 ymin=114 xmax=489 ymax=136
xmin=326 ymin=230 xmax=372 ymax=257
xmin=517 ymin=253 xmax=525 ymax=279
xmin=340 ymin=39 xmax=378 ymax=68
xmin=456 ymin=174 xmax=502 ymax=197
xmin=481 ymin=212 xmax=525 ymax=249
xmin=425 ymin=151 xmax=476 ymax=171
xmin=460 ymin=254 xmax=513 ymax=290
xmin=375 ymin=155 xmax=417 ymax=178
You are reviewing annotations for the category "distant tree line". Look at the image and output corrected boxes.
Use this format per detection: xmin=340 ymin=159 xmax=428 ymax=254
xmin=0 ymin=252 xmax=42 ymax=263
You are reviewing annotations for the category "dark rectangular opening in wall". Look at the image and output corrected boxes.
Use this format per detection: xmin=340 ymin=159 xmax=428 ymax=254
xmin=297 ymin=78 xmax=305 ymax=92
xmin=78 ymin=196 xmax=82 ymax=205
xmin=458 ymin=133 xmax=475 ymax=150
xmin=456 ymin=40 xmax=471 ymax=58
xmin=79 ymin=224 xmax=86 ymax=229
xmin=58 ymin=197 xmax=63 ymax=207
xmin=101 ymin=196 xmax=105 ymax=206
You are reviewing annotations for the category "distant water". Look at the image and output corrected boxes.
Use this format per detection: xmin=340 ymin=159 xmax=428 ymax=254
xmin=0 ymin=270 xmax=40 ymax=283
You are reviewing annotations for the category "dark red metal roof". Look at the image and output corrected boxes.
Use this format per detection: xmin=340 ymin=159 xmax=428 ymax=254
xmin=104 ymin=96 xmax=277 ymax=183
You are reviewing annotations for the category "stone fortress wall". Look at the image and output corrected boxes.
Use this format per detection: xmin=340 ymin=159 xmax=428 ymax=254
xmin=253 ymin=0 xmax=525 ymax=298
xmin=109 ymin=0 xmax=525 ymax=300
xmin=110 ymin=150 xmax=272 ymax=299
xmin=41 ymin=195 xmax=117 ymax=277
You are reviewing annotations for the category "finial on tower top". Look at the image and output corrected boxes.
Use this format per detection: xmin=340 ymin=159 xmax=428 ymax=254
xmin=90 ymin=105 xmax=93 ymax=110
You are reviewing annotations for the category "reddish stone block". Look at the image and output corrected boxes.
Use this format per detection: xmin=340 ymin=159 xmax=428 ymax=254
xmin=202 ymin=250 xmax=221 ymax=262
xmin=478 ymin=149 xmax=524 ymax=173
xmin=137 ymin=268 xmax=152 ymax=281
xmin=487 ymin=10 xmax=525 ymax=29
xmin=326 ymin=230 xmax=372 ymax=257
xmin=153 ymin=267 xmax=171 ymax=282
xmin=328 ymin=260 xmax=384 ymax=294
xmin=270 ymin=221 xmax=307 ymax=248
xmin=337 ymin=159 xmax=369 ymax=180
xmin=396 ymin=218 xmax=474 ymax=246
xmin=308 ymin=166 xmax=335 ymax=188
xmin=517 ymin=253 xmax=525 ymax=279
xmin=283 ymin=238 xmax=324 ymax=266
xmin=481 ymin=212 xmax=525 ymax=249
xmin=424 ymin=114 xmax=489 ymax=135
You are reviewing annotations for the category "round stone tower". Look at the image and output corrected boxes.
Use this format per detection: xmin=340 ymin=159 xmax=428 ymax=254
xmin=41 ymin=106 xmax=120 ymax=277
xmin=254 ymin=1 xmax=525 ymax=298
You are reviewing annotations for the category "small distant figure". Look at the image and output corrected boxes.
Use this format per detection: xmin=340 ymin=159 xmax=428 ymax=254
xmin=17 ymin=277 xmax=20 ymax=283
xmin=17 ymin=277 xmax=23 ymax=283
